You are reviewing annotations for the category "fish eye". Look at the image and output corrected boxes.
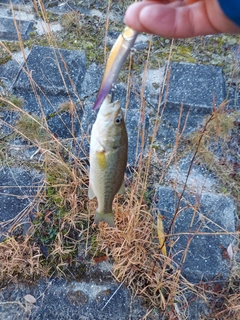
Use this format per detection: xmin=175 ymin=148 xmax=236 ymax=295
xmin=115 ymin=115 xmax=122 ymax=125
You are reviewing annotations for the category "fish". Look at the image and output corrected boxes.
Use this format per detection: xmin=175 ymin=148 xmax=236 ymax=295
xmin=88 ymin=94 xmax=128 ymax=227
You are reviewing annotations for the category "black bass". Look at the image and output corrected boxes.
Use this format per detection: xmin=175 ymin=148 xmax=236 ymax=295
xmin=88 ymin=95 xmax=128 ymax=227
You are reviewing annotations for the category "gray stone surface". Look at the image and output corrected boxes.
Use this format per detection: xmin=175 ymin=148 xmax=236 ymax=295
xmin=126 ymin=108 xmax=149 ymax=167
xmin=0 ymin=110 xmax=19 ymax=138
xmin=0 ymin=277 xmax=147 ymax=320
xmin=141 ymin=63 xmax=227 ymax=149
xmin=13 ymin=46 xmax=86 ymax=95
xmin=0 ymin=166 xmax=43 ymax=238
xmin=79 ymin=62 xmax=103 ymax=99
xmin=47 ymin=110 xmax=81 ymax=139
xmin=113 ymin=83 xmax=141 ymax=110
xmin=15 ymin=91 xmax=78 ymax=117
xmin=227 ymin=84 xmax=240 ymax=110
xmin=154 ymin=107 xmax=206 ymax=150
xmin=140 ymin=68 xmax=165 ymax=107
xmin=106 ymin=31 xmax=149 ymax=50
xmin=8 ymin=138 xmax=40 ymax=161
xmin=164 ymin=62 xmax=226 ymax=112
xmin=0 ymin=59 xmax=21 ymax=88
xmin=0 ymin=0 xmax=24 ymax=3
xmin=187 ymin=297 xmax=211 ymax=320
xmin=0 ymin=17 xmax=34 ymax=41
xmin=167 ymin=155 xmax=217 ymax=193
xmin=46 ymin=2 xmax=91 ymax=16
xmin=157 ymin=186 xmax=236 ymax=283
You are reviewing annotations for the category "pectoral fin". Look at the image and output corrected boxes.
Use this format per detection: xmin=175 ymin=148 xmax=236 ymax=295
xmin=88 ymin=183 xmax=95 ymax=199
xmin=96 ymin=150 xmax=107 ymax=170
xmin=118 ymin=180 xmax=125 ymax=194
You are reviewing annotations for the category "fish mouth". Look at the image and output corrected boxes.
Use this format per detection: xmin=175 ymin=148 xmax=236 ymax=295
xmin=98 ymin=95 xmax=121 ymax=117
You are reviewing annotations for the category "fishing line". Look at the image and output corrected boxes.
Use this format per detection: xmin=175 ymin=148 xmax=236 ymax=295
xmin=101 ymin=279 xmax=126 ymax=311
xmin=110 ymin=83 xmax=117 ymax=103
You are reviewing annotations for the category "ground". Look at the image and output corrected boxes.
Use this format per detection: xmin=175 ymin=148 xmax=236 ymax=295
xmin=0 ymin=0 xmax=240 ymax=319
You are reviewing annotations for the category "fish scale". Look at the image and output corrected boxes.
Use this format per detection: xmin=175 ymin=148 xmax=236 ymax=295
xmin=88 ymin=95 xmax=128 ymax=227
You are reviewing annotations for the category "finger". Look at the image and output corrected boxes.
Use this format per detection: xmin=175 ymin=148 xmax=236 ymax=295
xmin=184 ymin=0 xmax=200 ymax=4
xmin=138 ymin=2 xmax=218 ymax=37
xmin=125 ymin=0 xmax=240 ymax=37
xmin=125 ymin=1 xmax=215 ymax=37
xmin=124 ymin=1 xmax=183 ymax=34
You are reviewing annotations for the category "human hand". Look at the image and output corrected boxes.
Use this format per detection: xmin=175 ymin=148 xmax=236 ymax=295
xmin=124 ymin=0 xmax=240 ymax=38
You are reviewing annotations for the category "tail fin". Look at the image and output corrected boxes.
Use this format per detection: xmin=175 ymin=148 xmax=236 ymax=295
xmin=94 ymin=211 xmax=115 ymax=227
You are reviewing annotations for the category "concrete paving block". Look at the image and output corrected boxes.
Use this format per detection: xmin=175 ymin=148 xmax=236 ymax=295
xmin=126 ymin=108 xmax=149 ymax=167
xmin=153 ymin=107 xmax=206 ymax=150
xmin=8 ymin=91 xmax=83 ymax=139
xmin=20 ymin=91 xmax=54 ymax=116
xmin=0 ymin=166 xmax=43 ymax=222
xmin=0 ymin=110 xmax=19 ymax=138
xmin=0 ymin=166 xmax=43 ymax=239
xmin=144 ymin=64 xmax=226 ymax=150
xmin=227 ymin=84 xmax=240 ymax=110
xmin=166 ymin=155 xmax=217 ymax=193
xmin=80 ymin=96 xmax=97 ymax=135
xmin=15 ymin=91 xmax=80 ymax=117
xmin=187 ymin=296 xmax=211 ymax=320
xmin=47 ymin=110 xmax=81 ymax=139
xmin=140 ymin=68 xmax=165 ymax=107
xmin=70 ymin=96 xmax=96 ymax=160
xmin=0 ymin=0 xmax=23 ymax=3
xmin=157 ymin=186 xmax=236 ymax=283
xmin=0 ymin=278 xmax=147 ymax=320
xmin=8 ymin=137 xmax=42 ymax=161
xmin=113 ymin=82 xmax=141 ymax=110
xmin=164 ymin=62 xmax=226 ymax=112
xmin=0 ymin=59 xmax=21 ymax=88
xmin=79 ymin=62 xmax=103 ymax=99
xmin=13 ymin=46 xmax=86 ymax=95
xmin=0 ymin=17 xmax=34 ymax=41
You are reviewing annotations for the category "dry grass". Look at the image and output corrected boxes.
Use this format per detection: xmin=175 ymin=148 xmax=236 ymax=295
xmin=0 ymin=236 xmax=49 ymax=283
xmin=97 ymin=194 xmax=181 ymax=311
xmin=0 ymin=0 xmax=239 ymax=318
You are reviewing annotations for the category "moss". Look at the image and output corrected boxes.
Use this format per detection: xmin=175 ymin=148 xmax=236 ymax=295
xmin=0 ymin=54 xmax=11 ymax=65
xmin=38 ymin=11 xmax=59 ymax=23
xmin=0 ymin=94 xmax=24 ymax=110
xmin=16 ymin=114 xmax=48 ymax=143
xmin=0 ymin=42 xmax=20 ymax=65
xmin=3 ymin=41 xmax=21 ymax=53
xmin=172 ymin=46 xmax=197 ymax=63
xmin=9 ymin=95 xmax=24 ymax=108
xmin=143 ymin=187 xmax=155 ymax=207
xmin=60 ymin=11 xmax=82 ymax=36
xmin=29 ymin=31 xmax=36 ymax=38
xmin=152 ymin=82 xmax=160 ymax=90
xmin=136 ymin=34 xmax=240 ymax=77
